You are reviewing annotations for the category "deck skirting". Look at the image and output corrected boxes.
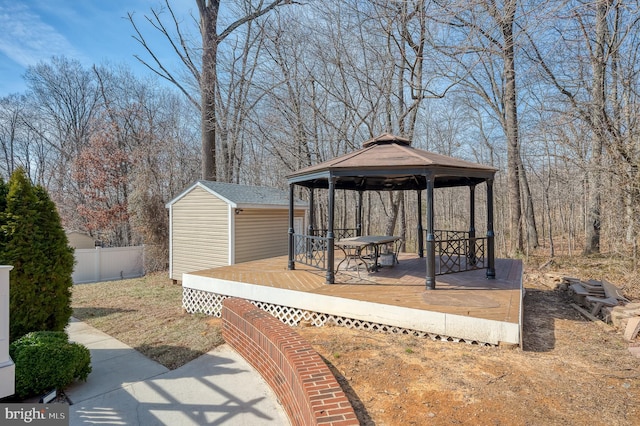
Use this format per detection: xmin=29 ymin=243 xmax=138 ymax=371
xmin=182 ymin=278 xmax=519 ymax=345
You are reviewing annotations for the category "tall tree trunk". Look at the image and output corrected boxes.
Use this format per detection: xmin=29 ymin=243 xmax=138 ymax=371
xmin=385 ymin=192 xmax=400 ymax=236
xmin=519 ymin=157 xmax=538 ymax=249
xmin=584 ymin=0 xmax=609 ymax=255
xmin=199 ymin=1 xmax=219 ymax=181
xmin=501 ymin=0 xmax=524 ymax=255
xmin=381 ymin=0 xmax=426 ymax=237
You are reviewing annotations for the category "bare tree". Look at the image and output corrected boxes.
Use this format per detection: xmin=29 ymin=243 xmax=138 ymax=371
xmin=0 ymin=95 xmax=23 ymax=177
xmin=430 ymin=0 xmax=538 ymax=255
xmin=24 ymin=57 xmax=100 ymax=163
xmin=524 ymin=0 xmax=640 ymax=256
xmin=129 ymin=0 xmax=292 ymax=181
xmin=23 ymin=57 xmax=101 ymax=222
xmin=0 ymin=96 xmax=51 ymax=185
xmin=87 ymin=65 xmax=200 ymax=253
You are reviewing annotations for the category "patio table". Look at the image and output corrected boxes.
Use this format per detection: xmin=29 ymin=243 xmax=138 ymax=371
xmin=335 ymin=235 xmax=401 ymax=274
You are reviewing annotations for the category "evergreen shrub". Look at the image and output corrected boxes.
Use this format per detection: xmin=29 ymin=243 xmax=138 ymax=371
xmin=9 ymin=331 xmax=91 ymax=399
xmin=0 ymin=168 xmax=75 ymax=341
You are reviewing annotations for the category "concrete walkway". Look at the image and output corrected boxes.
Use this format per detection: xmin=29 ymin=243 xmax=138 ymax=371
xmin=65 ymin=318 xmax=289 ymax=425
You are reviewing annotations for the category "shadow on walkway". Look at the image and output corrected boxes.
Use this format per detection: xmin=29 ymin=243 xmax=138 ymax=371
xmin=66 ymin=319 xmax=289 ymax=425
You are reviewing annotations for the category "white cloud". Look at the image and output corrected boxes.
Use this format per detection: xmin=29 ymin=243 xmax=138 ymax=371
xmin=0 ymin=2 xmax=79 ymax=67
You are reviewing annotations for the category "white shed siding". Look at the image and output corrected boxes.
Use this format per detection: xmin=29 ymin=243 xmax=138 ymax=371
xmin=234 ymin=209 xmax=304 ymax=263
xmin=171 ymin=187 xmax=229 ymax=280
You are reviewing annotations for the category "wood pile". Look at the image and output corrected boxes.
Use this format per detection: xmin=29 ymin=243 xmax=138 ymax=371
xmin=563 ymin=277 xmax=640 ymax=357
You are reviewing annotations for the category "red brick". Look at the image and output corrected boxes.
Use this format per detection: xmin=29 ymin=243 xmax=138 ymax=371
xmin=221 ymin=297 xmax=357 ymax=425
xmin=316 ymin=415 xmax=350 ymax=423
xmin=325 ymin=407 xmax=359 ymax=416
xmin=325 ymin=419 xmax=360 ymax=426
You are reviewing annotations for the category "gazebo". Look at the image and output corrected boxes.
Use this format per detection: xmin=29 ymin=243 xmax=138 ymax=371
xmin=286 ymin=133 xmax=498 ymax=289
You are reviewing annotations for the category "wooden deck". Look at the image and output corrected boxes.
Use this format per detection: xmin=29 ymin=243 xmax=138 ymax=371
xmin=183 ymin=253 xmax=523 ymax=345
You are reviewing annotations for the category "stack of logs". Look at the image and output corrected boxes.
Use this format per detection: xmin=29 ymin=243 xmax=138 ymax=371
xmin=564 ymin=277 xmax=640 ymax=356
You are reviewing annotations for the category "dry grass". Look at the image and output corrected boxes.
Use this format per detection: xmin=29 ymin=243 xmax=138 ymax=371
xmin=525 ymin=251 xmax=640 ymax=299
xmin=69 ymin=255 xmax=640 ymax=424
xmin=71 ymin=272 xmax=223 ymax=370
xmin=297 ymin=268 xmax=640 ymax=425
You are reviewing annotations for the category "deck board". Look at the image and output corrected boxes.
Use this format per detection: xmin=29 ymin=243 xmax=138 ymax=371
xmin=190 ymin=253 xmax=521 ymax=324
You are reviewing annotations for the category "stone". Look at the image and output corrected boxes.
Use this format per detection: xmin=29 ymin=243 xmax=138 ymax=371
xmin=621 ymin=318 xmax=633 ymax=333
xmin=623 ymin=306 xmax=640 ymax=316
xmin=611 ymin=308 xmax=638 ymax=328
xmin=622 ymin=302 xmax=640 ymax=310
xmin=623 ymin=317 xmax=640 ymax=342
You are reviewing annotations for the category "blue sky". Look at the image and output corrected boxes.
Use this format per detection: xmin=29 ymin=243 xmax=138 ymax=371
xmin=0 ymin=0 xmax=194 ymax=96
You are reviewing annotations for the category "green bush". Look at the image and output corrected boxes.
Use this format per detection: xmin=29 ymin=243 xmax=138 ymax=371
xmin=9 ymin=331 xmax=91 ymax=399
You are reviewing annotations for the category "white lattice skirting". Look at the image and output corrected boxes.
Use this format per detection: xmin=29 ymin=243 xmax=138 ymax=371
xmin=183 ymin=286 xmax=493 ymax=345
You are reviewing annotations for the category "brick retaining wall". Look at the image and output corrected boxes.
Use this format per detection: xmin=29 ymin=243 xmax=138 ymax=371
xmin=221 ymin=297 xmax=359 ymax=426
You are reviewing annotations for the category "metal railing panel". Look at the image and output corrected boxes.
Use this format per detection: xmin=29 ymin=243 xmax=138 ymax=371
xmin=430 ymin=230 xmax=488 ymax=275
xmin=311 ymin=228 xmax=357 ymax=240
xmin=293 ymin=234 xmax=327 ymax=269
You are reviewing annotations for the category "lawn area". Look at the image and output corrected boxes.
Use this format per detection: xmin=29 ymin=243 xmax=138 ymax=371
xmin=71 ymin=272 xmax=223 ymax=370
xmin=69 ymin=258 xmax=640 ymax=425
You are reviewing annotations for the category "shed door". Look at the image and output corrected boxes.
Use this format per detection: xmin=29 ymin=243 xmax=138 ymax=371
xmin=293 ymin=217 xmax=305 ymax=256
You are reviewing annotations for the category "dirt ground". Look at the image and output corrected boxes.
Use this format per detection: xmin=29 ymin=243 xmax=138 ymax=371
xmin=70 ymin=262 xmax=639 ymax=425
xmin=297 ymin=272 xmax=640 ymax=426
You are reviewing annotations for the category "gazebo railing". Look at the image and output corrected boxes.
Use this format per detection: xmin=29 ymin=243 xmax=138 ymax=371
xmin=311 ymin=228 xmax=358 ymax=240
xmin=293 ymin=234 xmax=328 ymax=269
xmin=433 ymin=230 xmax=487 ymax=275
xmin=294 ymin=228 xmax=487 ymax=275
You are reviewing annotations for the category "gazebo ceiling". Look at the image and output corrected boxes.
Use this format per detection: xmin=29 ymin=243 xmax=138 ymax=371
xmin=287 ymin=133 xmax=497 ymax=191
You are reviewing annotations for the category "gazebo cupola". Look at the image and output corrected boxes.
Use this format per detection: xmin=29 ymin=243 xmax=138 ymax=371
xmin=286 ymin=133 xmax=497 ymax=289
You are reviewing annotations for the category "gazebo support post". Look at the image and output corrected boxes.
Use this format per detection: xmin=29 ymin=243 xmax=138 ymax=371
xmin=356 ymin=191 xmax=363 ymax=237
xmin=469 ymin=185 xmax=476 ymax=265
xmin=308 ymin=188 xmax=315 ymax=236
xmin=486 ymin=178 xmax=496 ymax=279
xmin=425 ymin=176 xmax=436 ymax=289
xmin=288 ymin=184 xmax=295 ymax=270
xmin=306 ymin=188 xmax=315 ymax=261
xmin=326 ymin=177 xmax=336 ymax=283
xmin=417 ymin=190 xmax=424 ymax=258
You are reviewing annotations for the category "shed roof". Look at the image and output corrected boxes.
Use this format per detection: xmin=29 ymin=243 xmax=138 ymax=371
xmin=287 ymin=133 xmax=497 ymax=190
xmin=65 ymin=230 xmax=94 ymax=238
xmin=166 ymin=180 xmax=307 ymax=209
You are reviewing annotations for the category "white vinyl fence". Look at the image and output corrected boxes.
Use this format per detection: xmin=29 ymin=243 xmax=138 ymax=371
xmin=72 ymin=246 xmax=144 ymax=284
xmin=0 ymin=265 xmax=15 ymax=398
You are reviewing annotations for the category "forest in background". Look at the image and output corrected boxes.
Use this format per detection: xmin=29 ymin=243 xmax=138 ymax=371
xmin=0 ymin=0 xmax=638 ymax=281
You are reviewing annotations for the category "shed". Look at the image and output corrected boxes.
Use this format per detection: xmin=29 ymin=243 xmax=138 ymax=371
xmin=166 ymin=180 xmax=307 ymax=282
xmin=66 ymin=231 xmax=96 ymax=249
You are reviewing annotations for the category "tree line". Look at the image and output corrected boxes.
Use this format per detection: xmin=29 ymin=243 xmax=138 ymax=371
xmin=0 ymin=58 xmax=199 ymax=269
xmin=1 ymin=0 xmax=639 ymax=270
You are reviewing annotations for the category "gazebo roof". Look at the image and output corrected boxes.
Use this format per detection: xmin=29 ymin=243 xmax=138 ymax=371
xmin=287 ymin=133 xmax=497 ymax=191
